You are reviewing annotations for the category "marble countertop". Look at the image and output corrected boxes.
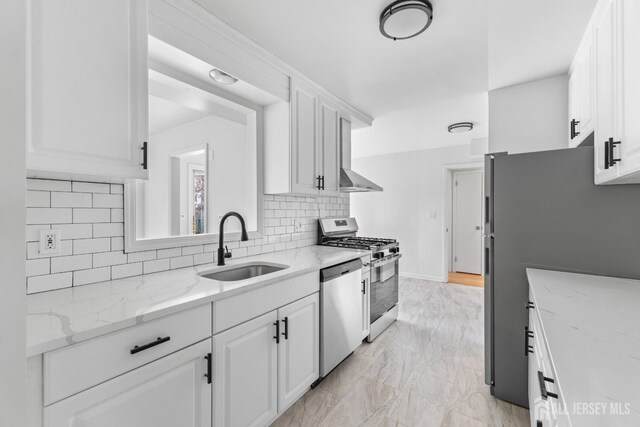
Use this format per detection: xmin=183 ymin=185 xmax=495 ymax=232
xmin=27 ymin=245 xmax=369 ymax=357
xmin=526 ymin=269 xmax=640 ymax=426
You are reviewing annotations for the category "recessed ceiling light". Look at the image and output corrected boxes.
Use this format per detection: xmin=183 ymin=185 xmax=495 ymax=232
xmin=379 ymin=0 xmax=434 ymax=41
xmin=448 ymin=122 xmax=474 ymax=133
xmin=209 ymin=68 xmax=238 ymax=85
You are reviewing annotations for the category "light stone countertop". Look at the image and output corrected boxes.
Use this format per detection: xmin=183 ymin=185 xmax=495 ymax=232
xmin=526 ymin=268 xmax=640 ymax=426
xmin=27 ymin=245 xmax=369 ymax=357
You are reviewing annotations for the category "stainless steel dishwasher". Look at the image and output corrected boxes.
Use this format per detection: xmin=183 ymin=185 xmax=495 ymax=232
xmin=319 ymin=258 xmax=363 ymax=378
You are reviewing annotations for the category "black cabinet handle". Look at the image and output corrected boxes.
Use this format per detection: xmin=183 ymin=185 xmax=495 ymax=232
xmin=273 ymin=321 xmax=280 ymax=344
xmin=608 ymin=137 xmax=621 ymax=167
xmin=282 ymin=317 xmax=289 ymax=340
xmin=130 ymin=336 xmax=170 ymax=355
xmin=204 ymin=353 xmax=212 ymax=384
xmin=570 ymin=119 xmax=580 ymax=140
xmin=361 ymin=279 xmax=366 ymax=294
xmin=537 ymin=371 xmax=558 ymax=400
xmin=316 ymin=175 xmax=322 ymax=190
xmin=141 ymin=141 xmax=148 ymax=170
xmin=524 ymin=326 xmax=534 ymax=356
xmin=537 ymin=421 xmax=543 ymax=427
xmin=605 ymin=138 xmax=610 ymax=169
xmin=526 ymin=301 xmax=535 ymax=309
xmin=321 ymin=175 xmax=325 ymax=190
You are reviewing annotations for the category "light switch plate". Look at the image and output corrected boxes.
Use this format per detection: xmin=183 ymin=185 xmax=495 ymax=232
xmin=39 ymin=229 xmax=61 ymax=255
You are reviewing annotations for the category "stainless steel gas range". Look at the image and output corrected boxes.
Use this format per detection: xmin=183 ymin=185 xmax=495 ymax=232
xmin=318 ymin=218 xmax=401 ymax=342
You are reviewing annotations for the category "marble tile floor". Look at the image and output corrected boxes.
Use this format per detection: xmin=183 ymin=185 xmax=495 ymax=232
xmin=271 ymin=277 xmax=529 ymax=427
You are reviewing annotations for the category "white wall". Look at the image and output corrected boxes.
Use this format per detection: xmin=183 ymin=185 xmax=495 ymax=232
xmin=140 ymin=114 xmax=255 ymax=238
xmin=351 ymin=144 xmax=475 ymax=281
xmin=0 ymin=0 xmax=26 ymax=423
xmin=489 ymin=74 xmax=568 ymax=154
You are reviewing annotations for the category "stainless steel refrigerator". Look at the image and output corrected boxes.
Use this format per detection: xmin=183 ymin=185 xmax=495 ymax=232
xmin=484 ymin=145 xmax=640 ymax=407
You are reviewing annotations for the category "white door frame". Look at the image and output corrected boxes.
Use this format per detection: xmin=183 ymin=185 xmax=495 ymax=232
xmin=441 ymin=162 xmax=484 ymax=281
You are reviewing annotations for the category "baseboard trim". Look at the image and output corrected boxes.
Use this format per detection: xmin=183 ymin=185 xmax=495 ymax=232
xmin=400 ymin=272 xmax=446 ymax=282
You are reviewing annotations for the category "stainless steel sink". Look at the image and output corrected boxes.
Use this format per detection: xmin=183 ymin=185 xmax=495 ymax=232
xmin=199 ymin=262 xmax=288 ymax=282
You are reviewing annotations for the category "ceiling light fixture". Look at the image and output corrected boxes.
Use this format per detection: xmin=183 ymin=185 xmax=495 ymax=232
xmin=209 ymin=68 xmax=238 ymax=85
xmin=379 ymin=0 xmax=434 ymax=41
xmin=448 ymin=122 xmax=474 ymax=133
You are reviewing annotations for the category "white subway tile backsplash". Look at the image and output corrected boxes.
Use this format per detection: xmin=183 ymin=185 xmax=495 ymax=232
xmin=27 ymin=179 xmax=71 ymax=192
xmin=51 ymin=192 xmax=92 ymax=208
xmin=26 ymin=259 xmax=50 ymax=277
xmin=73 ymin=238 xmax=111 ymax=255
xmin=143 ymin=259 xmax=170 ymax=274
xmin=51 ymin=254 xmax=92 ymax=273
xmin=93 ymin=193 xmax=123 ymax=208
xmin=27 ymin=273 xmax=72 ymax=293
xmin=93 ymin=223 xmax=123 ymax=238
xmin=111 ymin=263 xmax=142 ymax=280
xmin=170 ymin=255 xmax=193 ymax=270
xmin=25 ymin=178 xmax=349 ymax=294
xmin=56 ymin=224 xmax=93 ymax=240
xmin=27 ymin=208 xmax=72 ymax=225
xmin=72 ymin=182 xmax=110 ymax=194
xmin=27 ymin=191 xmax=50 ymax=208
xmin=74 ymin=267 xmax=111 ymax=286
xmin=73 ymin=208 xmax=111 ymax=223
xmin=93 ymin=251 xmax=128 ymax=267
xmin=127 ymin=250 xmax=156 ymax=263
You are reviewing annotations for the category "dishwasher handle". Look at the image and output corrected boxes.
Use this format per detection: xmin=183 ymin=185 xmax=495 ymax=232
xmin=320 ymin=258 xmax=362 ymax=282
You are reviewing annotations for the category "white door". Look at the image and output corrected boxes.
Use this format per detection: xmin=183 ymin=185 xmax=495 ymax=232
xmin=318 ymin=98 xmax=341 ymax=196
xmin=45 ymin=339 xmax=211 ymax=427
xmin=453 ymin=170 xmax=483 ymax=275
xmin=594 ymin=0 xmax=620 ymax=184
xmin=277 ymin=293 xmax=320 ymax=412
xmin=291 ymin=80 xmax=319 ymax=195
xmin=213 ymin=311 xmax=278 ymax=427
xmin=619 ymin=0 xmax=640 ymax=176
xmin=27 ymin=0 xmax=149 ymax=180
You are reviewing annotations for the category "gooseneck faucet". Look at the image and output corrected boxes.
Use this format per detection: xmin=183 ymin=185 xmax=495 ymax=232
xmin=218 ymin=211 xmax=249 ymax=266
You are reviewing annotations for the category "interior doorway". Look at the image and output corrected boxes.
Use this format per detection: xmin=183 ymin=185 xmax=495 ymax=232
xmin=449 ymin=168 xmax=484 ymax=286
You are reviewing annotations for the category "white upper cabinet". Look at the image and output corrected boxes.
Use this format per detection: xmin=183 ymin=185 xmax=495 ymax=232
xmin=27 ymin=0 xmax=149 ymax=181
xmin=568 ymin=34 xmax=594 ymax=148
xmin=264 ymin=79 xmax=342 ymax=196
xmin=590 ymin=0 xmax=640 ymax=184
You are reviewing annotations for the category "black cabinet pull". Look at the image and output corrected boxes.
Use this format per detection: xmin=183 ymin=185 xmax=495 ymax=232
xmin=604 ymin=138 xmax=610 ymax=169
xmin=273 ymin=321 xmax=280 ymax=344
xmin=524 ymin=326 xmax=534 ymax=356
xmin=570 ymin=119 xmax=580 ymax=140
xmin=537 ymin=421 xmax=543 ymax=427
xmin=537 ymin=371 xmax=558 ymax=399
xmin=526 ymin=301 xmax=535 ymax=309
xmin=130 ymin=336 xmax=170 ymax=355
xmin=141 ymin=141 xmax=148 ymax=170
xmin=204 ymin=353 xmax=212 ymax=384
xmin=316 ymin=175 xmax=322 ymax=190
xmin=321 ymin=175 xmax=325 ymax=190
xmin=361 ymin=279 xmax=366 ymax=294
xmin=282 ymin=317 xmax=289 ymax=340
xmin=608 ymin=137 xmax=621 ymax=167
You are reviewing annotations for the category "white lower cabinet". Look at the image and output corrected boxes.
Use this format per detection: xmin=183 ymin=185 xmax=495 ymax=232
xmin=44 ymin=339 xmax=212 ymax=427
xmin=213 ymin=293 xmax=320 ymax=427
xmin=277 ymin=293 xmax=320 ymax=412
xmin=361 ymin=272 xmax=371 ymax=340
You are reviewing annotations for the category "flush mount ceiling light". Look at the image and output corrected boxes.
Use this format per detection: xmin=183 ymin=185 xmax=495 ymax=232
xmin=209 ymin=68 xmax=238 ymax=85
xmin=379 ymin=0 xmax=434 ymax=41
xmin=448 ymin=122 xmax=474 ymax=133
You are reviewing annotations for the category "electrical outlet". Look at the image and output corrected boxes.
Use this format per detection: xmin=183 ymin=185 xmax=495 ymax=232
xmin=39 ymin=229 xmax=61 ymax=255
xmin=294 ymin=219 xmax=304 ymax=232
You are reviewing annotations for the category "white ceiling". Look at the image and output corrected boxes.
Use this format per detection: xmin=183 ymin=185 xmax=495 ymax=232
xmin=489 ymin=0 xmax=598 ymax=90
xmin=192 ymin=0 xmax=598 ymax=157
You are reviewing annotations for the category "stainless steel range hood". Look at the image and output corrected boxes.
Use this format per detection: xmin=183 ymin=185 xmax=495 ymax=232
xmin=340 ymin=119 xmax=383 ymax=192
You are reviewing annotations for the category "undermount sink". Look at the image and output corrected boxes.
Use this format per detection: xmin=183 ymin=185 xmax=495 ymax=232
xmin=199 ymin=262 xmax=288 ymax=282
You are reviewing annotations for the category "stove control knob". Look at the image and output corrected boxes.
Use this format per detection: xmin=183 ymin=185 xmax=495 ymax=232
xmin=390 ymin=247 xmax=399 ymax=254
xmin=372 ymin=252 xmax=384 ymax=260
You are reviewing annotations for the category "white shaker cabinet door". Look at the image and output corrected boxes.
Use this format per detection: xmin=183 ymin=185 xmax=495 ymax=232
xmin=44 ymin=339 xmax=212 ymax=427
xmin=290 ymin=80 xmax=320 ymax=195
xmin=594 ymin=0 xmax=620 ymax=184
xmin=27 ymin=0 xmax=149 ymax=181
xmin=277 ymin=293 xmax=320 ymax=412
xmin=213 ymin=310 xmax=278 ymax=427
xmin=318 ymin=98 xmax=341 ymax=196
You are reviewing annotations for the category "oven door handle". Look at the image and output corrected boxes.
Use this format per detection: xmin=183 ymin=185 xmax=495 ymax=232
xmin=371 ymin=254 xmax=402 ymax=269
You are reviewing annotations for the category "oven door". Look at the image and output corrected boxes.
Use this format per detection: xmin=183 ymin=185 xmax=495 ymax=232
xmin=370 ymin=255 xmax=400 ymax=324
